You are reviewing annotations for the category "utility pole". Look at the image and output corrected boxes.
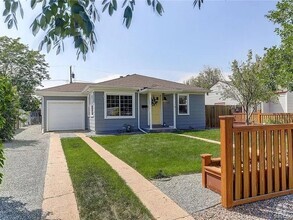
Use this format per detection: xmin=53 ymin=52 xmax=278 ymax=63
xmin=69 ymin=65 xmax=75 ymax=84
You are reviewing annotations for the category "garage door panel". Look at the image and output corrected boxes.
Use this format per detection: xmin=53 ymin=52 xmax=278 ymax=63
xmin=47 ymin=101 xmax=85 ymax=131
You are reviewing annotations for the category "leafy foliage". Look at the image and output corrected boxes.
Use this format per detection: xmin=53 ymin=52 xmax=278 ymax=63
xmin=222 ymin=50 xmax=276 ymax=125
xmin=184 ymin=66 xmax=223 ymax=89
xmin=0 ymin=37 xmax=49 ymax=112
xmin=0 ymin=76 xmax=20 ymax=141
xmin=2 ymin=0 xmax=204 ymax=60
xmin=263 ymin=0 xmax=293 ymax=90
xmin=0 ymin=76 xmax=20 ymax=184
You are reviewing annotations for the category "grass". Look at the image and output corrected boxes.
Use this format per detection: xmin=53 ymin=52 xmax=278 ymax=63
xmin=92 ymin=133 xmax=220 ymax=179
xmin=182 ymin=129 xmax=220 ymax=142
xmin=61 ymin=137 xmax=153 ymax=220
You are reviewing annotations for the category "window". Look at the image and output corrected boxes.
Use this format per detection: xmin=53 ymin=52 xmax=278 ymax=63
xmin=105 ymin=93 xmax=135 ymax=119
xmin=178 ymin=94 xmax=189 ymax=115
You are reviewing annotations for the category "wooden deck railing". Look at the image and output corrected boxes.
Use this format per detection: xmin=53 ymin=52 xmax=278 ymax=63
xmin=233 ymin=112 xmax=293 ymax=124
xmin=220 ymin=116 xmax=293 ymax=208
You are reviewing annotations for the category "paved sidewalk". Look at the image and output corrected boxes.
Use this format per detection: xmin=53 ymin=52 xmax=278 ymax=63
xmin=0 ymin=125 xmax=49 ymax=220
xmin=177 ymin=134 xmax=220 ymax=145
xmin=77 ymin=133 xmax=194 ymax=220
xmin=42 ymin=133 xmax=79 ymax=220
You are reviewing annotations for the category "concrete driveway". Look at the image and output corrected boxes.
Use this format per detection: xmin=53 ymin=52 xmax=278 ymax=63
xmin=0 ymin=125 xmax=49 ymax=220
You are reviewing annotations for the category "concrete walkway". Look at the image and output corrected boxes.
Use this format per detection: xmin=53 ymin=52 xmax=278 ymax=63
xmin=0 ymin=125 xmax=49 ymax=220
xmin=76 ymin=133 xmax=194 ymax=220
xmin=42 ymin=133 xmax=79 ymax=220
xmin=177 ymin=134 xmax=220 ymax=145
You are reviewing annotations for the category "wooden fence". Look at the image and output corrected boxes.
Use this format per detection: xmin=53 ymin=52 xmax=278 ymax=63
xmin=234 ymin=112 xmax=293 ymax=124
xmin=220 ymin=116 xmax=293 ymax=208
xmin=206 ymin=105 xmax=241 ymax=128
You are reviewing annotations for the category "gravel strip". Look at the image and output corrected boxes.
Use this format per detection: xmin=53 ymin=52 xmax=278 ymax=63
xmin=152 ymin=174 xmax=221 ymax=214
xmin=153 ymin=173 xmax=293 ymax=219
xmin=0 ymin=125 xmax=49 ymax=220
xmin=195 ymin=194 xmax=293 ymax=219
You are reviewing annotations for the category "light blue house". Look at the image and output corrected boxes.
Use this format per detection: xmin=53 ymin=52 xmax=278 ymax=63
xmin=37 ymin=74 xmax=207 ymax=133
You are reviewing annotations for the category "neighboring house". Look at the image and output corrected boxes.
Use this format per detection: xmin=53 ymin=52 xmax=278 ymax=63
xmin=36 ymin=74 xmax=208 ymax=133
xmin=261 ymin=90 xmax=293 ymax=113
xmin=205 ymin=81 xmax=239 ymax=106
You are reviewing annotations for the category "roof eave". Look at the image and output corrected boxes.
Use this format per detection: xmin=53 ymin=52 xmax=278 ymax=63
xmin=35 ymin=91 xmax=86 ymax=97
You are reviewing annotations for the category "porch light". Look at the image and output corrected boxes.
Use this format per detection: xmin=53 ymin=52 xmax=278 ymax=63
xmin=163 ymin=96 xmax=168 ymax=103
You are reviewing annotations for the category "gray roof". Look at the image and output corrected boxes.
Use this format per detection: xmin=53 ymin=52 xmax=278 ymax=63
xmin=38 ymin=82 xmax=95 ymax=92
xmin=38 ymin=74 xmax=208 ymax=93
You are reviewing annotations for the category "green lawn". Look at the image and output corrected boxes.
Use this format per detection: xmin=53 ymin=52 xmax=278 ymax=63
xmin=182 ymin=129 xmax=220 ymax=142
xmin=92 ymin=133 xmax=220 ymax=179
xmin=62 ymin=137 xmax=153 ymax=220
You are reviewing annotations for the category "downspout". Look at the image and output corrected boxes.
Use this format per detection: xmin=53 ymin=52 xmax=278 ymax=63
xmin=137 ymin=91 xmax=147 ymax=134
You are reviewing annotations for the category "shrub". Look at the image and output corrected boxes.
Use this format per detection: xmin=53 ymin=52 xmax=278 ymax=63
xmin=0 ymin=76 xmax=20 ymax=141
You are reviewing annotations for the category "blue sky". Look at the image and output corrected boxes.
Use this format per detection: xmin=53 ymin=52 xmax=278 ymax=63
xmin=0 ymin=0 xmax=279 ymax=88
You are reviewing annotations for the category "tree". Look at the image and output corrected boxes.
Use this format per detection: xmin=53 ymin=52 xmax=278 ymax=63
xmin=222 ymin=51 xmax=276 ymax=125
xmin=0 ymin=76 xmax=20 ymax=141
xmin=2 ymin=0 xmax=204 ymax=60
xmin=263 ymin=0 xmax=293 ymax=90
xmin=184 ymin=66 xmax=222 ymax=89
xmin=0 ymin=36 xmax=49 ymax=112
xmin=0 ymin=76 xmax=21 ymax=183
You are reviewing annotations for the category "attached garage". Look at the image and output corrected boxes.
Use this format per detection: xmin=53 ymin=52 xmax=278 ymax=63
xmin=47 ymin=100 xmax=85 ymax=131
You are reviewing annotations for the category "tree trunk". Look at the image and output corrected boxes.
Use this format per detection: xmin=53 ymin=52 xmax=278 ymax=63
xmin=245 ymin=106 xmax=249 ymax=125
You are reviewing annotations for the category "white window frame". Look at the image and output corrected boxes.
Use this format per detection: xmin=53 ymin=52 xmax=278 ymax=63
xmin=178 ymin=94 xmax=190 ymax=115
xmin=104 ymin=92 xmax=135 ymax=119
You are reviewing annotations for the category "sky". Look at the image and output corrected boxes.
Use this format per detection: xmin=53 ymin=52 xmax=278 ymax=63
xmin=0 ymin=0 xmax=280 ymax=88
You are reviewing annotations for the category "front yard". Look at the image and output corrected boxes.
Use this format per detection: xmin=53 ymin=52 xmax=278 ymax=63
xmin=181 ymin=129 xmax=220 ymax=142
xmin=62 ymin=137 xmax=152 ymax=220
xmin=92 ymin=133 xmax=220 ymax=179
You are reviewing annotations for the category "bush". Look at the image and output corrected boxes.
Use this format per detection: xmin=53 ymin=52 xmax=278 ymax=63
xmin=0 ymin=76 xmax=20 ymax=141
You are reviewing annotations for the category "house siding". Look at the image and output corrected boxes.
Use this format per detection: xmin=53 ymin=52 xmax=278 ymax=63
xmin=176 ymin=94 xmax=205 ymax=130
xmin=205 ymin=82 xmax=239 ymax=106
xmin=287 ymin=92 xmax=293 ymax=113
xmin=139 ymin=94 xmax=148 ymax=128
xmin=94 ymin=92 xmax=138 ymax=134
xmin=163 ymin=94 xmax=174 ymax=127
xmin=43 ymin=96 xmax=88 ymax=132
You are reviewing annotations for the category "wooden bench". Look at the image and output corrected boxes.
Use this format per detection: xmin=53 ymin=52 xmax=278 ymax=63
xmin=201 ymin=154 xmax=221 ymax=194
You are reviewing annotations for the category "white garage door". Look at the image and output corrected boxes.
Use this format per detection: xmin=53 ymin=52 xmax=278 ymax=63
xmin=47 ymin=101 xmax=85 ymax=131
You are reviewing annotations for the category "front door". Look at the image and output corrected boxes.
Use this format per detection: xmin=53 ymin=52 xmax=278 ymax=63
xmin=151 ymin=94 xmax=162 ymax=125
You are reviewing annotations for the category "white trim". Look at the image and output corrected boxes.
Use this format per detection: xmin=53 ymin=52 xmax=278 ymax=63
xmin=104 ymin=92 xmax=136 ymax=119
xmin=178 ymin=94 xmax=190 ymax=115
xmin=148 ymin=92 xmax=152 ymax=129
xmin=41 ymin=96 xmax=45 ymax=133
xmin=173 ymin=93 xmax=177 ymax=129
xmin=160 ymin=94 xmax=163 ymax=125
xmin=36 ymin=91 xmax=87 ymax=97
xmin=46 ymin=100 xmax=85 ymax=131
xmin=138 ymin=93 xmax=140 ymax=128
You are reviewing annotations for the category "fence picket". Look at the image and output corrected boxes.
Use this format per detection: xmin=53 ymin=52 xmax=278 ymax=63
xmin=266 ymin=130 xmax=273 ymax=193
xmin=259 ymin=130 xmax=266 ymax=195
xmin=274 ymin=130 xmax=280 ymax=192
xmin=251 ymin=131 xmax=258 ymax=197
xmin=243 ymin=131 xmax=250 ymax=198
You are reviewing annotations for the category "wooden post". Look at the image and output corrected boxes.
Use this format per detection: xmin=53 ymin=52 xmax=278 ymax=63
xmin=258 ymin=111 xmax=262 ymax=124
xmin=201 ymin=154 xmax=212 ymax=187
xmin=219 ymin=116 xmax=234 ymax=208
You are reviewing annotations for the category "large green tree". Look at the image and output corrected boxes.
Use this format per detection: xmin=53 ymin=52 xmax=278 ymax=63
xmin=0 ymin=36 xmax=49 ymax=111
xmin=184 ymin=66 xmax=222 ymax=89
xmin=0 ymin=76 xmax=21 ymax=184
xmin=2 ymin=0 xmax=204 ymax=60
xmin=222 ymin=51 xmax=276 ymax=125
xmin=263 ymin=0 xmax=293 ymax=90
